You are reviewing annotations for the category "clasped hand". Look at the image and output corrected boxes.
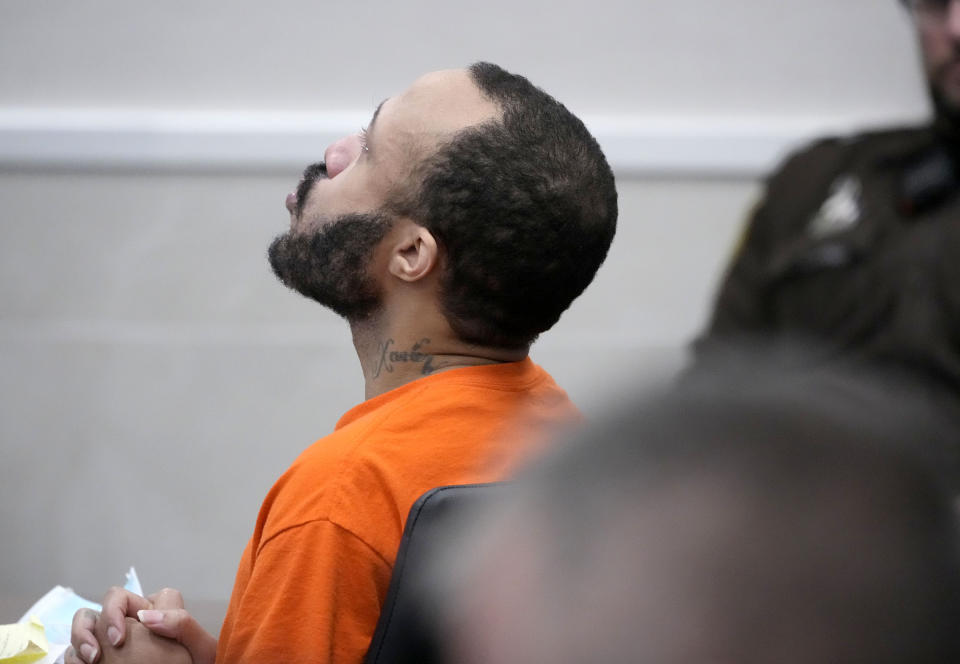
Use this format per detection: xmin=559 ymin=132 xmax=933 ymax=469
xmin=65 ymin=587 xmax=216 ymax=664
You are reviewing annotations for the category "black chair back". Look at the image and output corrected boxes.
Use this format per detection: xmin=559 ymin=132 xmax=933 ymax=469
xmin=363 ymin=482 xmax=506 ymax=664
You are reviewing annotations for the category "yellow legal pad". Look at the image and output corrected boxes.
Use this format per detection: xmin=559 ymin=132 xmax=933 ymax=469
xmin=0 ymin=619 xmax=48 ymax=664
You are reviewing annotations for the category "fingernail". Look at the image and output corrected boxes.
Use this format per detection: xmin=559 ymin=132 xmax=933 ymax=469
xmin=107 ymin=625 xmax=121 ymax=646
xmin=80 ymin=643 xmax=98 ymax=663
xmin=138 ymin=609 xmax=163 ymax=624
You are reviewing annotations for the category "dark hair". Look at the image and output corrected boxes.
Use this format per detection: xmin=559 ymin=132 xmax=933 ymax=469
xmin=390 ymin=62 xmax=617 ymax=349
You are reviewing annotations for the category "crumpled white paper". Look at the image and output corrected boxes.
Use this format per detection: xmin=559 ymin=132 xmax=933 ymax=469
xmin=17 ymin=568 xmax=143 ymax=664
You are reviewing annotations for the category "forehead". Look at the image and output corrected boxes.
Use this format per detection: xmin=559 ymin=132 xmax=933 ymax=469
xmin=375 ymin=69 xmax=501 ymax=154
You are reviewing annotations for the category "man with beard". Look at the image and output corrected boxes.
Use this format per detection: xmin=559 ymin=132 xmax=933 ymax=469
xmin=65 ymin=63 xmax=617 ymax=664
xmin=693 ymin=0 xmax=960 ymax=417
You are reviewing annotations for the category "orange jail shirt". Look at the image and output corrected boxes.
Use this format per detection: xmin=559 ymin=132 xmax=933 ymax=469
xmin=216 ymin=358 xmax=579 ymax=664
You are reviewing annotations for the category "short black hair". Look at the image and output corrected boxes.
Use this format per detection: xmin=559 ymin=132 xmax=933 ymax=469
xmin=390 ymin=62 xmax=617 ymax=349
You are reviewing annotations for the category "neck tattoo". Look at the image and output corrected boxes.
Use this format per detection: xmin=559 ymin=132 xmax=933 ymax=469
xmin=373 ymin=338 xmax=440 ymax=378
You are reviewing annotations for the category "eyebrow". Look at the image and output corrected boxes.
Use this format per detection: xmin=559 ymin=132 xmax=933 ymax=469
xmin=366 ymin=98 xmax=388 ymax=141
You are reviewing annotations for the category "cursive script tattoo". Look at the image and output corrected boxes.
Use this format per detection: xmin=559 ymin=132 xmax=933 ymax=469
xmin=374 ymin=338 xmax=395 ymax=378
xmin=373 ymin=338 xmax=440 ymax=377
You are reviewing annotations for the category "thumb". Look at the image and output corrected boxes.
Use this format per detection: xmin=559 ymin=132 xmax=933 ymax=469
xmin=137 ymin=609 xmax=217 ymax=664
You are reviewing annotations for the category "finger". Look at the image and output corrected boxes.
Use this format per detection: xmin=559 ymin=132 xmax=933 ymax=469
xmin=69 ymin=608 xmax=101 ymax=664
xmin=99 ymin=586 xmax=152 ymax=648
xmin=64 ymin=644 xmax=98 ymax=664
xmin=147 ymin=587 xmax=185 ymax=610
xmin=138 ymin=609 xmax=218 ymax=664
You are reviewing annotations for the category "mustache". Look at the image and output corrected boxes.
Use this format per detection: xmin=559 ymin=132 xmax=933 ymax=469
xmin=295 ymin=162 xmax=328 ymax=217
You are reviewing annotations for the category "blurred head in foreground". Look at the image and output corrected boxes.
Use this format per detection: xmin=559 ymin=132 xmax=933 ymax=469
xmin=437 ymin=364 xmax=960 ymax=663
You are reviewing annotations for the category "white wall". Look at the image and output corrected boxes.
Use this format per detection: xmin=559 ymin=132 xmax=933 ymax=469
xmin=0 ymin=0 xmax=928 ymax=115
xmin=0 ymin=0 xmax=932 ymax=626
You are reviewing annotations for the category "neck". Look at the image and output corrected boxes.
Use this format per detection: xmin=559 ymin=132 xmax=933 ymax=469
xmin=350 ymin=320 xmax=528 ymax=400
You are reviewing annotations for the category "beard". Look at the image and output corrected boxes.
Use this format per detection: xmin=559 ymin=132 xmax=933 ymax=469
xmin=928 ymin=46 xmax=960 ymax=139
xmin=268 ymin=211 xmax=393 ymax=322
xmin=932 ymin=81 xmax=960 ymax=140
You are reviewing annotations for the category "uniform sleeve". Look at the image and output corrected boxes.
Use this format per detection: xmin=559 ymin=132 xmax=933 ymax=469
xmin=702 ymin=196 xmax=776 ymax=338
xmin=688 ymin=190 xmax=779 ymax=373
xmin=215 ymin=519 xmax=392 ymax=664
xmin=693 ymin=138 xmax=846 ymax=359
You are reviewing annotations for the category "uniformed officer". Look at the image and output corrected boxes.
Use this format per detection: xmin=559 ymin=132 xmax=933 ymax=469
xmin=695 ymin=0 xmax=960 ymax=408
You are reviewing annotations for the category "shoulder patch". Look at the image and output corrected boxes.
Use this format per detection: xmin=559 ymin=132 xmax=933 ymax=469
xmin=807 ymin=174 xmax=862 ymax=239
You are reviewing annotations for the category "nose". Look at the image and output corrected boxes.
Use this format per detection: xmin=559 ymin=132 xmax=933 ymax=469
xmin=324 ymin=133 xmax=365 ymax=179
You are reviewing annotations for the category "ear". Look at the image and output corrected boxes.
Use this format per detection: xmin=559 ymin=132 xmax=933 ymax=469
xmin=387 ymin=224 xmax=439 ymax=282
